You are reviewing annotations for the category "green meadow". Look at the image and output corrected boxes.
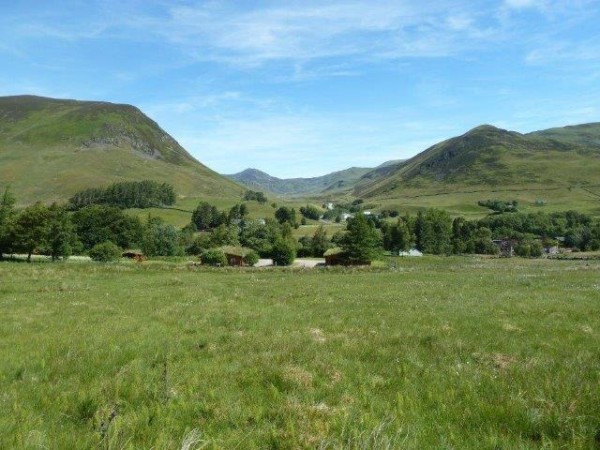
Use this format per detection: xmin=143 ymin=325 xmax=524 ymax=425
xmin=371 ymin=185 xmax=600 ymax=219
xmin=1 ymin=257 xmax=599 ymax=449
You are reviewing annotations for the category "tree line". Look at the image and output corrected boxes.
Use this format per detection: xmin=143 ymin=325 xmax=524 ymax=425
xmin=68 ymin=180 xmax=176 ymax=210
xmin=2 ymin=184 xmax=599 ymax=264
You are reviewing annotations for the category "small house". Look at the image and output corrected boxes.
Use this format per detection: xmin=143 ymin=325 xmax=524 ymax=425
xmin=220 ymin=246 xmax=255 ymax=267
xmin=324 ymin=248 xmax=371 ymax=266
xmin=122 ymin=250 xmax=146 ymax=262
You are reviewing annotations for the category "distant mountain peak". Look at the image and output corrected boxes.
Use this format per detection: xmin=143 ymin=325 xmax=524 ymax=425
xmin=225 ymin=166 xmax=373 ymax=196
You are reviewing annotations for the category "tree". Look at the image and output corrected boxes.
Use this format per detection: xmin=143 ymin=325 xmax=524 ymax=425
xmin=45 ymin=203 xmax=76 ymax=261
xmin=228 ymin=204 xmax=249 ymax=223
xmin=271 ymin=239 xmax=296 ymax=266
xmin=299 ymin=205 xmax=321 ymax=221
xmin=341 ymin=213 xmax=382 ymax=263
xmin=191 ymin=202 xmax=223 ymax=231
xmin=275 ymin=206 xmax=298 ymax=227
xmin=12 ymin=203 xmax=51 ymax=262
xmin=68 ymin=180 xmax=176 ymax=210
xmin=0 ymin=187 xmax=16 ymax=258
xmin=472 ymin=227 xmax=498 ymax=255
xmin=311 ymin=225 xmax=330 ymax=256
xmin=414 ymin=209 xmax=452 ymax=255
xmin=72 ymin=205 xmax=143 ymax=250
xmin=383 ymin=218 xmax=412 ymax=254
xmin=210 ymin=224 xmax=240 ymax=247
xmin=186 ymin=233 xmax=213 ymax=255
xmin=239 ymin=219 xmax=282 ymax=257
xmin=243 ymin=190 xmax=267 ymax=203
xmin=142 ymin=217 xmax=184 ymax=257
xmin=297 ymin=235 xmax=314 ymax=257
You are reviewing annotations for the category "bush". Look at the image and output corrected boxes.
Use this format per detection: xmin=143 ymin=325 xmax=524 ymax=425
xmin=200 ymin=249 xmax=227 ymax=266
xmin=515 ymin=240 xmax=543 ymax=258
xmin=244 ymin=250 xmax=260 ymax=267
xmin=529 ymin=241 xmax=544 ymax=258
xmin=271 ymin=240 xmax=296 ymax=266
xmin=89 ymin=241 xmax=122 ymax=262
xmin=186 ymin=234 xmax=212 ymax=255
xmin=299 ymin=205 xmax=321 ymax=221
xmin=514 ymin=243 xmax=530 ymax=257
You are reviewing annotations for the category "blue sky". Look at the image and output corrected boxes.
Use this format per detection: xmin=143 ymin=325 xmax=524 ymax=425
xmin=1 ymin=0 xmax=599 ymax=177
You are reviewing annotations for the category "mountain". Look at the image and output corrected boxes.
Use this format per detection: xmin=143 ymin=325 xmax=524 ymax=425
xmin=352 ymin=123 xmax=600 ymax=216
xmin=0 ymin=95 xmax=242 ymax=204
xmin=355 ymin=123 xmax=600 ymax=197
xmin=225 ymin=166 xmax=372 ymax=197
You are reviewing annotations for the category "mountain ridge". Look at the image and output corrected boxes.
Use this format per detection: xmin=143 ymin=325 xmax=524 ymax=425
xmin=225 ymin=166 xmax=372 ymax=197
xmin=354 ymin=122 xmax=600 ymax=199
xmin=0 ymin=95 xmax=242 ymax=204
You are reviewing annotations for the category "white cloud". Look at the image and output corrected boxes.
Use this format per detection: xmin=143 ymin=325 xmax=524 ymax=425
xmin=115 ymin=1 xmax=505 ymax=68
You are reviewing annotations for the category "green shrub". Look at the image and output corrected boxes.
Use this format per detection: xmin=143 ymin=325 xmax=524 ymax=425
xmin=244 ymin=250 xmax=259 ymax=267
xmin=88 ymin=241 xmax=122 ymax=262
xmin=200 ymin=249 xmax=227 ymax=266
xmin=186 ymin=234 xmax=212 ymax=255
xmin=271 ymin=240 xmax=296 ymax=266
xmin=529 ymin=241 xmax=544 ymax=258
xmin=515 ymin=240 xmax=543 ymax=258
xmin=514 ymin=243 xmax=530 ymax=257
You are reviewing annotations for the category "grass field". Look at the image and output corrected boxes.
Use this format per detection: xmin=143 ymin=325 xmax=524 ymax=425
xmin=371 ymin=185 xmax=600 ymax=219
xmin=127 ymin=198 xmax=328 ymax=229
xmin=1 ymin=258 xmax=599 ymax=449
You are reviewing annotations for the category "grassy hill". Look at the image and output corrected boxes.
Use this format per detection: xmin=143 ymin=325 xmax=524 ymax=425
xmin=0 ymin=95 xmax=242 ymax=205
xmin=354 ymin=124 xmax=600 ymax=217
xmin=528 ymin=122 xmax=600 ymax=149
xmin=225 ymin=167 xmax=372 ymax=197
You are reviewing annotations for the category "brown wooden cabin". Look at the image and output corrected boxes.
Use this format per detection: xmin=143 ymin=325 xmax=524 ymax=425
xmin=220 ymin=246 xmax=255 ymax=267
xmin=225 ymin=253 xmax=245 ymax=266
xmin=122 ymin=250 xmax=146 ymax=262
xmin=324 ymin=248 xmax=370 ymax=266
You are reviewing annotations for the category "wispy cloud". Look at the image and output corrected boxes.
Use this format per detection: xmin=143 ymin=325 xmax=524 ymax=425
xmin=2 ymin=1 xmax=599 ymax=177
xmin=504 ymin=0 xmax=544 ymax=9
xmin=3 ymin=1 xmax=509 ymax=70
xmin=526 ymin=39 xmax=600 ymax=65
xmin=153 ymin=1 xmax=500 ymax=66
xmin=5 ymin=1 xmax=595 ymax=76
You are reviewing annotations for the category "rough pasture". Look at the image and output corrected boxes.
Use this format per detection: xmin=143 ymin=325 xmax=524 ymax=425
xmin=1 ymin=257 xmax=599 ymax=449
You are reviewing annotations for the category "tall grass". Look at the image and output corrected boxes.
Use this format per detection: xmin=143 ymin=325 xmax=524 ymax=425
xmin=0 ymin=257 xmax=599 ymax=448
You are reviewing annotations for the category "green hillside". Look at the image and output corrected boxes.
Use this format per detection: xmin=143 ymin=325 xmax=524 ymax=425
xmin=0 ymin=95 xmax=242 ymax=205
xmin=355 ymin=124 xmax=600 ymax=217
xmin=528 ymin=122 xmax=600 ymax=149
xmin=225 ymin=167 xmax=372 ymax=197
